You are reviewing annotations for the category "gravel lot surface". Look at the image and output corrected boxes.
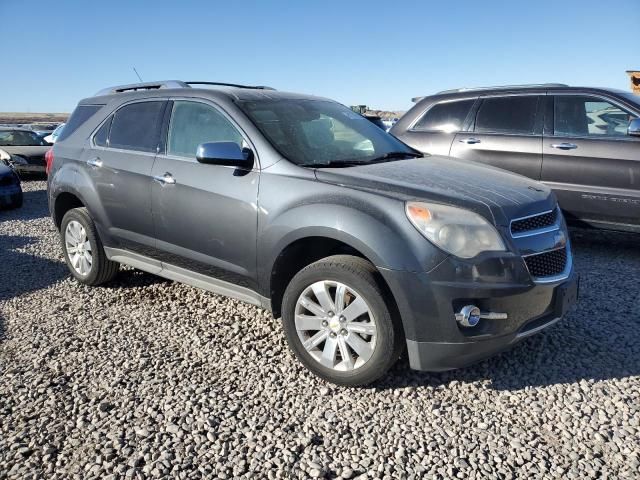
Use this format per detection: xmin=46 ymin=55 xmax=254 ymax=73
xmin=1 ymin=181 xmax=639 ymax=479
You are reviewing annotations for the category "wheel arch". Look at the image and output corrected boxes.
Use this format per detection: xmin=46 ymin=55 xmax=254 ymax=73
xmin=268 ymin=233 xmax=400 ymax=321
xmin=53 ymin=191 xmax=85 ymax=229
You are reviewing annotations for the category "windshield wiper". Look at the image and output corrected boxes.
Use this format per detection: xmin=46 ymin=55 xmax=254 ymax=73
xmin=367 ymin=151 xmax=423 ymax=163
xmin=309 ymin=159 xmax=372 ymax=168
xmin=305 ymin=151 xmax=423 ymax=169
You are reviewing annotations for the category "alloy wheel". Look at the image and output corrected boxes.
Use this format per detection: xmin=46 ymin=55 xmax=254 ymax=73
xmin=65 ymin=220 xmax=93 ymax=276
xmin=295 ymin=280 xmax=377 ymax=371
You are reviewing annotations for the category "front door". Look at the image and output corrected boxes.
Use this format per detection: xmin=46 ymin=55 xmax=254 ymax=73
xmin=151 ymin=100 xmax=260 ymax=289
xmin=541 ymin=94 xmax=640 ymax=228
xmin=450 ymin=95 xmax=544 ymax=179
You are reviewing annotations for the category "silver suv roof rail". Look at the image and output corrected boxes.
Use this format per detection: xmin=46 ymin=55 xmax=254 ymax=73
xmin=435 ymin=83 xmax=569 ymax=95
xmin=94 ymin=80 xmax=188 ymax=96
xmin=185 ymin=81 xmax=276 ymax=91
xmin=94 ymin=80 xmax=276 ymax=97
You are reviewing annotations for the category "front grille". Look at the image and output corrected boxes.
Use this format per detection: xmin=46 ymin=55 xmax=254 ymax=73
xmin=524 ymin=247 xmax=567 ymax=278
xmin=511 ymin=209 xmax=558 ymax=236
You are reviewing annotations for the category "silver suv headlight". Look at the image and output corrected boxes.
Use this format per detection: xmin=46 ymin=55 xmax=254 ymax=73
xmin=405 ymin=201 xmax=506 ymax=258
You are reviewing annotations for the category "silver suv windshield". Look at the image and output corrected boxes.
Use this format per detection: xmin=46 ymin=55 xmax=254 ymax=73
xmin=237 ymin=99 xmax=420 ymax=167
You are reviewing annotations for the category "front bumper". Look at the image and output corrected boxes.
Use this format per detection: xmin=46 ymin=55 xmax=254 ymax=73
xmin=380 ymin=254 xmax=579 ymax=371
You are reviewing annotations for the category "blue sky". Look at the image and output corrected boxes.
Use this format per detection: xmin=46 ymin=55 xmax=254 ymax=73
xmin=1 ymin=0 xmax=638 ymax=112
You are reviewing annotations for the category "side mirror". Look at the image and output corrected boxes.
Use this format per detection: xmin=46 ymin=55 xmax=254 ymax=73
xmin=196 ymin=142 xmax=253 ymax=168
xmin=628 ymin=118 xmax=640 ymax=137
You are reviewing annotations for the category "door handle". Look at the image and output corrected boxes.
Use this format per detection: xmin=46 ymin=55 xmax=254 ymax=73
xmin=459 ymin=137 xmax=481 ymax=144
xmin=153 ymin=173 xmax=176 ymax=185
xmin=550 ymin=143 xmax=578 ymax=150
xmin=86 ymin=157 xmax=103 ymax=168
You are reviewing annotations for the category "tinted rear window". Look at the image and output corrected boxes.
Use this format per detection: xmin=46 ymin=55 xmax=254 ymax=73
xmin=475 ymin=96 xmax=540 ymax=135
xmin=57 ymin=105 xmax=102 ymax=142
xmin=413 ymin=99 xmax=475 ymax=132
xmin=109 ymin=101 xmax=165 ymax=152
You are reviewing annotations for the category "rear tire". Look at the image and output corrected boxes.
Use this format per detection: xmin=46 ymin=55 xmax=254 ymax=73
xmin=60 ymin=207 xmax=119 ymax=285
xmin=281 ymin=255 xmax=403 ymax=386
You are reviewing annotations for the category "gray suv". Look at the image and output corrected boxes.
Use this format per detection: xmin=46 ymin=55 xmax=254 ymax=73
xmin=48 ymin=81 xmax=578 ymax=386
xmin=391 ymin=84 xmax=640 ymax=233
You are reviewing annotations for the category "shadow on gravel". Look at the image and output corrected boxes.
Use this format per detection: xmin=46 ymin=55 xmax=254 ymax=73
xmin=102 ymin=268 xmax=170 ymax=289
xmin=0 ymin=234 xmax=68 ymax=303
xmin=377 ymin=228 xmax=640 ymax=391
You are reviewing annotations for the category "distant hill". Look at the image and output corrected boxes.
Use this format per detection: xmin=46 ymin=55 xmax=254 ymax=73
xmin=0 ymin=112 xmax=69 ymax=125
xmin=364 ymin=109 xmax=405 ymax=120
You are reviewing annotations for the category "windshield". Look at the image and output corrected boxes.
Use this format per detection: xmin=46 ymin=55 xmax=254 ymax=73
xmin=0 ymin=130 xmax=48 ymax=146
xmin=237 ymin=99 xmax=418 ymax=167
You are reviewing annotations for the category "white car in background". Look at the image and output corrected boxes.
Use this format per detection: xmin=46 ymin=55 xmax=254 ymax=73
xmin=44 ymin=123 xmax=65 ymax=144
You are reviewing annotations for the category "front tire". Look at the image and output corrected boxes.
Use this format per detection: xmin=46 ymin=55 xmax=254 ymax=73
xmin=60 ymin=207 xmax=119 ymax=285
xmin=281 ymin=255 xmax=403 ymax=386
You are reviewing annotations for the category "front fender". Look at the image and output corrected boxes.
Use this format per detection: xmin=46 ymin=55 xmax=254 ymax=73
xmin=256 ymin=170 xmax=448 ymax=294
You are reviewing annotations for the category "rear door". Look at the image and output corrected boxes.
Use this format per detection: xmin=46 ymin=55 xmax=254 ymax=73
xmin=151 ymin=99 xmax=259 ymax=289
xmin=86 ymin=99 xmax=166 ymax=255
xmin=450 ymin=94 xmax=544 ymax=179
xmin=397 ymin=98 xmax=477 ymax=155
xmin=541 ymin=94 xmax=640 ymax=228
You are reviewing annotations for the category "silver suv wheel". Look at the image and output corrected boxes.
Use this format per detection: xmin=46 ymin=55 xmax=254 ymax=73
xmin=65 ymin=220 xmax=92 ymax=276
xmin=295 ymin=280 xmax=377 ymax=371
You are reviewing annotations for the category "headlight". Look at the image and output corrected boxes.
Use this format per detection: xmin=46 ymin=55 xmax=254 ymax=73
xmin=0 ymin=149 xmax=10 ymax=162
xmin=406 ymin=201 xmax=506 ymax=258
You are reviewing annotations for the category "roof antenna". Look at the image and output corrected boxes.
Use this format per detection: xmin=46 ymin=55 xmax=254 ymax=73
xmin=133 ymin=67 xmax=143 ymax=82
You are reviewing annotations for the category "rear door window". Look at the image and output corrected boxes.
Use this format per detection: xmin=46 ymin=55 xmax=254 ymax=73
xmin=474 ymin=96 xmax=540 ymax=135
xmin=93 ymin=116 xmax=112 ymax=147
xmin=413 ymin=99 xmax=475 ymax=132
xmin=109 ymin=101 xmax=165 ymax=152
xmin=56 ymin=105 xmax=103 ymax=142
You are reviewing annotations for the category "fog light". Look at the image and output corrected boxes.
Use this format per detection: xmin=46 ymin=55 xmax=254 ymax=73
xmin=455 ymin=305 xmax=481 ymax=327
xmin=455 ymin=306 xmax=509 ymax=327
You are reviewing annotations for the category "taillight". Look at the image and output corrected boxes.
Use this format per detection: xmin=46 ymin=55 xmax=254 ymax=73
xmin=45 ymin=148 xmax=54 ymax=175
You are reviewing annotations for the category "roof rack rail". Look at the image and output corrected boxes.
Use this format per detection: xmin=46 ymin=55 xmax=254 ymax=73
xmin=186 ymin=81 xmax=276 ymax=91
xmin=94 ymin=80 xmax=277 ymax=96
xmin=94 ymin=80 xmax=188 ymax=96
xmin=435 ymin=83 xmax=569 ymax=95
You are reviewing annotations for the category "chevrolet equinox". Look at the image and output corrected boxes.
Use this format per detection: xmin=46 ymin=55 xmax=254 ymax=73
xmin=47 ymin=81 xmax=578 ymax=386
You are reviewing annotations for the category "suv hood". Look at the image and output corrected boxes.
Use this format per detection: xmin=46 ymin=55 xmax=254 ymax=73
xmin=313 ymin=156 xmax=555 ymax=226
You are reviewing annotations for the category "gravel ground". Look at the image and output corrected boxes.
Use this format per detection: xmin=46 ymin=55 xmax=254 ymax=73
xmin=1 ymin=181 xmax=639 ymax=480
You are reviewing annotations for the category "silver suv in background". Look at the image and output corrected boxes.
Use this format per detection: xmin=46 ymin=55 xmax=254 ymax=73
xmin=391 ymin=84 xmax=640 ymax=233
